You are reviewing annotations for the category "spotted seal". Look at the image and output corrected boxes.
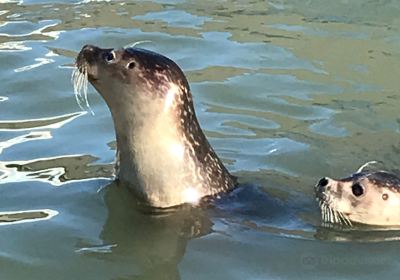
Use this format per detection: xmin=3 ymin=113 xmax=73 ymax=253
xmin=74 ymin=45 xmax=237 ymax=208
xmin=315 ymin=163 xmax=400 ymax=226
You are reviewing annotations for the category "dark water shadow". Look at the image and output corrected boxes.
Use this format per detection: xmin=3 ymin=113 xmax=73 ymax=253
xmin=208 ymin=183 xmax=316 ymax=241
xmin=86 ymin=179 xmax=317 ymax=280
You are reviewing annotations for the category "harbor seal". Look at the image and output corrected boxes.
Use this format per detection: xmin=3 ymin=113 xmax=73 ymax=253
xmin=74 ymin=45 xmax=237 ymax=208
xmin=315 ymin=164 xmax=400 ymax=226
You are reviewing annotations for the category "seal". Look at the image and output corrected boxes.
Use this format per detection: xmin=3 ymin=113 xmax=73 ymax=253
xmin=74 ymin=45 xmax=237 ymax=208
xmin=315 ymin=165 xmax=400 ymax=226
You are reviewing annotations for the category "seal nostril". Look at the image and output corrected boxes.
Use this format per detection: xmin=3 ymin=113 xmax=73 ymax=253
xmin=82 ymin=44 xmax=94 ymax=52
xmin=318 ymin=177 xmax=329 ymax=187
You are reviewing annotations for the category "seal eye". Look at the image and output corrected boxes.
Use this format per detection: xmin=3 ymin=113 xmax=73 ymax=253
xmin=351 ymin=183 xmax=364 ymax=197
xmin=103 ymin=51 xmax=115 ymax=63
xmin=127 ymin=61 xmax=136 ymax=69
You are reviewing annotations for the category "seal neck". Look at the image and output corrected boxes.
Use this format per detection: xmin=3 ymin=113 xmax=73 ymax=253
xmin=109 ymin=88 xmax=235 ymax=207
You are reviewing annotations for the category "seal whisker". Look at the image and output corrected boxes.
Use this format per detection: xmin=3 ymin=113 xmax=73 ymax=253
xmin=321 ymin=203 xmax=327 ymax=222
xmin=335 ymin=210 xmax=341 ymax=224
xmin=324 ymin=208 xmax=328 ymax=223
xmin=340 ymin=213 xmax=347 ymax=226
xmin=72 ymin=64 xmax=94 ymax=115
xmin=342 ymin=212 xmax=352 ymax=226
xmin=339 ymin=211 xmax=345 ymax=224
xmin=124 ymin=40 xmax=153 ymax=48
xmin=356 ymin=161 xmax=379 ymax=173
xmin=331 ymin=208 xmax=336 ymax=224
xmin=341 ymin=212 xmax=352 ymax=227
xmin=330 ymin=208 xmax=336 ymax=224
xmin=319 ymin=198 xmax=353 ymax=227
xmin=81 ymin=68 xmax=94 ymax=115
xmin=319 ymin=203 xmax=323 ymax=219
xmin=332 ymin=208 xmax=338 ymax=224
xmin=327 ymin=207 xmax=331 ymax=223
xmin=324 ymin=204 xmax=331 ymax=224
xmin=336 ymin=210 xmax=344 ymax=225
xmin=336 ymin=211 xmax=343 ymax=225
xmin=72 ymin=67 xmax=85 ymax=109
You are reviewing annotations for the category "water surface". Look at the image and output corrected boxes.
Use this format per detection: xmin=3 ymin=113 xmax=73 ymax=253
xmin=0 ymin=0 xmax=400 ymax=279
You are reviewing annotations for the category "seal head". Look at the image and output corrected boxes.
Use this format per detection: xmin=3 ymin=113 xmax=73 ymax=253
xmin=315 ymin=171 xmax=400 ymax=226
xmin=75 ymin=45 xmax=236 ymax=208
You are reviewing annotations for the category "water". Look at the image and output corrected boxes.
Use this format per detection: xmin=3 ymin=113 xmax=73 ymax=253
xmin=0 ymin=0 xmax=400 ymax=279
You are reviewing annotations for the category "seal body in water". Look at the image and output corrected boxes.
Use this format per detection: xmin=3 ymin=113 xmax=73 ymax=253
xmin=315 ymin=168 xmax=400 ymax=226
xmin=75 ymin=45 xmax=237 ymax=208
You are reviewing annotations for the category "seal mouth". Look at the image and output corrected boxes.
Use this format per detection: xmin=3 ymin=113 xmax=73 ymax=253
xmin=72 ymin=44 xmax=102 ymax=113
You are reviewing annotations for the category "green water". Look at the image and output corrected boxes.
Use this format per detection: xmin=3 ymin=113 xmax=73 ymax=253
xmin=0 ymin=0 xmax=400 ymax=279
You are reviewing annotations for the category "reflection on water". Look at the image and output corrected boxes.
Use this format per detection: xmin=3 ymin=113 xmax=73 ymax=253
xmin=0 ymin=209 xmax=58 ymax=225
xmin=0 ymin=0 xmax=400 ymax=279
xmin=0 ymin=154 xmax=113 ymax=185
xmin=316 ymin=226 xmax=400 ymax=243
xmin=0 ymin=112 xmax=85 ymax=131
xmin=88 ymin=183 xmax=213 ymax=279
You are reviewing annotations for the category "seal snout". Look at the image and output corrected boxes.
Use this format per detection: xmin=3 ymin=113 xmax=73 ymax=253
xmin=315 ymin=177 xmax=331 ymax=201
xmin=76 ymin=44 xmax=103 ymax=70
xmin=82 ymin=44 xmax=95 ymax=52
xmin=317 ymin=177 xmax=329 ymax=188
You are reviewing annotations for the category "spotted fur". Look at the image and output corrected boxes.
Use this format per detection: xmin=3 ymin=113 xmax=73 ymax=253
xmin=315 ymin=170 xmax=400 ymax=226
xmin=75 ymin=45 xmax=237 ymax=208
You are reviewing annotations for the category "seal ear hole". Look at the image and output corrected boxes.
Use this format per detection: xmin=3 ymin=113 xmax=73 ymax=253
xmin=351 ymin=183 xmax=364 ymax=197
xmin=127 ymin=61 xmax=136 ymax=69
xmin=382 ymin=193 xmax=389 ymax=200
